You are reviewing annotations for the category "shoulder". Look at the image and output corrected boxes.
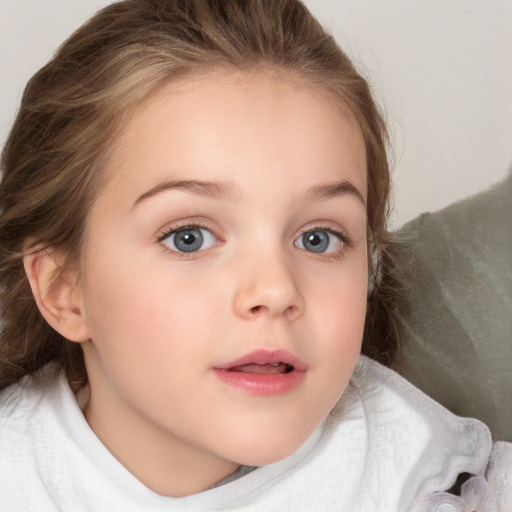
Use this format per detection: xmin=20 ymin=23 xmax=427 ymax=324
xmin=342 ymin=356 xmax=493 ymax=510
xmin=0 ymin=367 xmax=62 ymax=452
xmin=350 ymin=355 xmax=492 ymax=444
xmin=487 ymin=441 xmax=512 ymax=511
xmin=0 ymin=367 xmax=67 ymax=510
xmin=0 ymin=370 xmax=54 ymax=426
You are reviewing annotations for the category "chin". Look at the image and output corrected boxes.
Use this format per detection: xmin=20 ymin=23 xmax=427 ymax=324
xmin=225 ymin=428 xmax=314 ymax=467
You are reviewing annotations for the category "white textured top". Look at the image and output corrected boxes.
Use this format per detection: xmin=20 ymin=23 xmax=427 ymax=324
xmin=0 ymin=356 xmax=501 ymax=511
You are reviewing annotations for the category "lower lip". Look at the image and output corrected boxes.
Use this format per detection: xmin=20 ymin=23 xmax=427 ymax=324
xmin=212 ymin=368 xmax=306 ymax=396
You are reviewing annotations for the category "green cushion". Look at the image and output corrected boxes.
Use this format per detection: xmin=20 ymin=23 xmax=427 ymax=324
xmin=394 ymin=174 xmax=512 ymax=441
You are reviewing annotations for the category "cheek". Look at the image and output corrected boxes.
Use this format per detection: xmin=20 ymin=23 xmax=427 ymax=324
xmin=310 ymin=250 xmax=368 ymax=328
xmin=81 ymin=252 xmax=219 ymax=366
xmin=318 ymin=287 xmax=366 ymax=367
xmin=305 ymin=254 xmax=367 ymax=369
xmin=81 ymin=271 xmax=205 ymax=412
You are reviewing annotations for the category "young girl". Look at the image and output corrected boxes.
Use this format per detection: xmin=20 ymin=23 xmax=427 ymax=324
xmin=0 ymin=0 xmax=506 ymax=510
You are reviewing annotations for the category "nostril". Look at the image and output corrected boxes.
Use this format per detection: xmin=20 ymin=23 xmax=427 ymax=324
xmin=248 ymin=304 xmax=299 ymax=318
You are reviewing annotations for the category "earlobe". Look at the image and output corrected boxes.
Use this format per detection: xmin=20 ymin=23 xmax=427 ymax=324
xmin=23 ymin=246 xmax=89 ymax=343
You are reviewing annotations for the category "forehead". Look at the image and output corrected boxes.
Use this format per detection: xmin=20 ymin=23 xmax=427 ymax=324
xmin=102 ymin=70 xmax=367 ymax=205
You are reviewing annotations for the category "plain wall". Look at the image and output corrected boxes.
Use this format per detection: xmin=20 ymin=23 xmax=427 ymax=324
xmin=1 ymin=0 xmax=511 ymax=227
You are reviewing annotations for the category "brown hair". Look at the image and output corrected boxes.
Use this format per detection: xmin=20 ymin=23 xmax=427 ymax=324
xmin=0 ymin=0 xmax=398 ymax=393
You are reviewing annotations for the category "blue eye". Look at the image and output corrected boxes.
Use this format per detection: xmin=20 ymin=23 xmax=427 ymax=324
xmin=295 ymin=229 xmax=344 ymax=254
xmin=160 ymin=227 xmax=217 ymax=253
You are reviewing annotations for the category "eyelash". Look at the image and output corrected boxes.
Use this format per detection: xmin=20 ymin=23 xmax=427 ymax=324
xmin=308 ymin=226 xmax=351 ymax=244
xmin=156 ymin=221 xmax=220 ymax=256
xmin=157 ymin=221 xmax=212 ymax=241
xmin=156 ymin=222 xmax=353 ymax=257
xmin=296 ymin=225 xmax=353 ymax=254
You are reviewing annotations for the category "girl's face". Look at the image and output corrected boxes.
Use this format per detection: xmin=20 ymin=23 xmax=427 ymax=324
xmin=77 ymin=71 xmax=368 ymax=495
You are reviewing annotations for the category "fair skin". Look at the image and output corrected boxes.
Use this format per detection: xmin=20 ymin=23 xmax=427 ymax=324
xmin=27 ymin=70 xmax=368 ymax=497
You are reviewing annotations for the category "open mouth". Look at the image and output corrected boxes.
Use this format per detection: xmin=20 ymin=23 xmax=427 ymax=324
xmin=213 ymin=350 xmax=306 ymax=395
xmin=226 ymin=362 xmax=295 ymax=374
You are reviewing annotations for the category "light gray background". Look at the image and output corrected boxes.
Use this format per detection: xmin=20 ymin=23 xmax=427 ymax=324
xmin=1 ymin=0 xmax=511 ymax=227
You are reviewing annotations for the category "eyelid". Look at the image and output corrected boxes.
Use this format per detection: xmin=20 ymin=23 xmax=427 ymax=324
xmin=295 ymin=223 xmax=353 ymax=248
xmin=156 ymin=220 xmax=223 ymax=257
xmin=156 ymin=220 xmax=217 ymax=243
xmin=155 ymin=219 xmax=353 ymax=257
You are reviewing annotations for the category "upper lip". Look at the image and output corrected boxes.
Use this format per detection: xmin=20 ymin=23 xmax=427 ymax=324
xmin=214 ymin=349 xmax=308 ymax=372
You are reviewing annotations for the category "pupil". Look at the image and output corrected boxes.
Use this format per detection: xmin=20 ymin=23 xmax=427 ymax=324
xmin=182 ymin=232 xmax=195 ymax=245
xmin=303 ymin=230 xmax=329 ymax=253
xmin=175 ymin=229 xmax=203 ymax=252
xmin=308 ymin=234 xmax=321 ymax=246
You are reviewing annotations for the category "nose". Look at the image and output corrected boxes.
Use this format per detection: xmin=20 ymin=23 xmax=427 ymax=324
xmin=232 ymin=250 xmax=305 ymax=321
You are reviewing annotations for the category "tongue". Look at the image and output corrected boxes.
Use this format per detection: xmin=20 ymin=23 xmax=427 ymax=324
xmin=229 ymin=363 xmax=292 ymax=374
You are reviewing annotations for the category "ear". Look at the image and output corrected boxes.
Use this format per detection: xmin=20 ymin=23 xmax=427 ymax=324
xmin=23 ymin=246 xmax=89 ymax=342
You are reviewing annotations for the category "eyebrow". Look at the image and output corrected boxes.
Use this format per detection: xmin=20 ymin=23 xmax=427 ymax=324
xmin=300 ymin=179 xmax=366 ymax=206
xmin=132 ymin=178 xmax=240 ymax=209
xmin=132 ymin=176 xmax=365 ymax=210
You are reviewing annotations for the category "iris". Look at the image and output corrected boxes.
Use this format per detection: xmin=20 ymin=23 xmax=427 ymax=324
xmin=301 ymin=230 xmax=330 ymax=253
